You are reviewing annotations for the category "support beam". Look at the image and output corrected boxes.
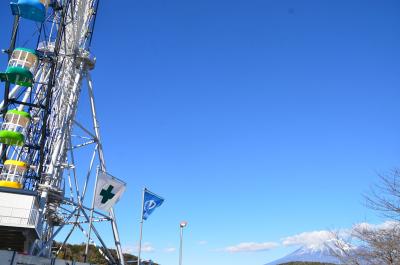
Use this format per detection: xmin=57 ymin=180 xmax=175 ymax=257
xmin=86 ymin=72 xmax=125 ymax=265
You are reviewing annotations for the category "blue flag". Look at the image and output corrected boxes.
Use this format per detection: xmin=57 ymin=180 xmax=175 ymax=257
xmin=142 ymin=189 xmax=164 ymax=220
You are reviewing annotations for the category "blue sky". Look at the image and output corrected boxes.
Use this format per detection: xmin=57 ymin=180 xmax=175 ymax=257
xmin=1 ymin=0 xmax=400 ymax=265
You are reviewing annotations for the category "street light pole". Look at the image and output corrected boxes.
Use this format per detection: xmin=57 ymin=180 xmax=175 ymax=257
xmin=179 ymin=221 xmax=187 ymax=265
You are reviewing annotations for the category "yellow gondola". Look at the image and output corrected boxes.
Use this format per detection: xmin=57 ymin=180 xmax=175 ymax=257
xmin=0 ymin=160 xmax=28 ymax=189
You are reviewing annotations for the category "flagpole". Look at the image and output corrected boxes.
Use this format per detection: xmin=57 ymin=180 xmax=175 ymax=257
xmin=84 ymin=166 xmax=100 ymax=262
xmin=137 ymin=188 xmax=146 ymax=265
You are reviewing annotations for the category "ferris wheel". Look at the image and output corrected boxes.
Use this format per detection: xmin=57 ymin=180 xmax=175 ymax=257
xmin=0 ymin=0 xmax=126 ymax=264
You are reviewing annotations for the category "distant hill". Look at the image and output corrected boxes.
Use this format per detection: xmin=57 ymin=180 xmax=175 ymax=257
xmin=54 ymin=242 xmax=158 ymax=265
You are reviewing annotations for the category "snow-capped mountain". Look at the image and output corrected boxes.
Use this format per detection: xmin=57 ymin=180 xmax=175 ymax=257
xmin=265 ymin=244 xmax=342 ymax=265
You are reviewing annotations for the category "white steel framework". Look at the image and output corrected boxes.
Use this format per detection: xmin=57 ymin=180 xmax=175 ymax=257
xmin=0 ymin=0 xmax=126 ymax=264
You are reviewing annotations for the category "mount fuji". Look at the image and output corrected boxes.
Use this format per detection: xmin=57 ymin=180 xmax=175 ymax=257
xmin=265 ymin=244 xmax=342 ymax=265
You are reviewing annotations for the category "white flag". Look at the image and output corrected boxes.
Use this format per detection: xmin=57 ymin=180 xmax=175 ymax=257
xmin=94 ymin=171 xmax=126 ymax=212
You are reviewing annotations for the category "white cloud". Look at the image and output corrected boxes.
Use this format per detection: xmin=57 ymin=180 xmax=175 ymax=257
xmin=223 ymin=242 xmax=279 ymax=253
xmin=122 ymin=245 xmax=136 ymax=254
xmin=220 ymin=221 xmax=399 ymax=255
xmin=282 ymin=230 xmax=334 ymax=248
xmin=164 ymin=247 xmax=176 ymax=253
xmin=280 ymin=221 xmax=400 ymax=249
xmin=142 ymin=243 xmax=155 ymax=252
xmin=353 ymin=220 xmax=399 ymax=231
xmin=198 ymin=240 xmax=208 ymax=245
xmin=123 ymin=243 xmax=155 ymax=254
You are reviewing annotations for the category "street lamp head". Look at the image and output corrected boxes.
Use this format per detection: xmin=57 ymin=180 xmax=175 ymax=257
xmin=180 ymin=221 xmax=188 ymax=228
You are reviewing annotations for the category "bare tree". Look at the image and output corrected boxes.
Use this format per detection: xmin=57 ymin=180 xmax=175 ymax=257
xmin=365 ymin=170 xmax=400 ymax=220
xmin=329 ymin=223 xmax=400 ymax=265
xmin=352 ymin=223 xmax=400 ymax=264
xmin=328 ymin=231 xmax=362 ymax=265
xmin=328 ymin=170 xmax=400 ymax=265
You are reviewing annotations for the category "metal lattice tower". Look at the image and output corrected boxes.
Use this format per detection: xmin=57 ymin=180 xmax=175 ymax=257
xmin=0 ymin=0 xmax=125 ymax=264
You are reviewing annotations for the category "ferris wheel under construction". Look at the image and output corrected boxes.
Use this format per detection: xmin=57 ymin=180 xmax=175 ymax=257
xmin=0 ymin=0 xmax=126 ymax=264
